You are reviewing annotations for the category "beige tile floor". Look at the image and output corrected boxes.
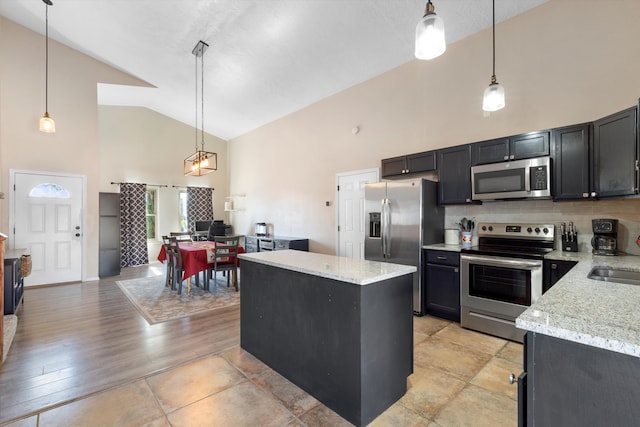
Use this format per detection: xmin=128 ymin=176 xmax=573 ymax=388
xmin=3 ymin=316 xmax=522 ymax=427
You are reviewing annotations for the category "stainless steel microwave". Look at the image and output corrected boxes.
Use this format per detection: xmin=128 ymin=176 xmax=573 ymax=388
xmin=471 ymin=156 xmax=552 ymax=200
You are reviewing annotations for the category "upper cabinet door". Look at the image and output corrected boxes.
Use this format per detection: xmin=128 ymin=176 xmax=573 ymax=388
xmin=471 ymin=137 xmax=510 ymax=165
xmin=406 ymin=151 xmax=437 ymax=173
xmin=552 ymin=123 xmax=591 ymax=200
xmin=592 ymin=106 xmax=638 ymax=198
xmin=509 ymin=131 xmax=550 ymax=161
xmin=381 ymin=156 xmax=407 ymax=178
xmin=438 ymin=145 xmax=473 ymax=205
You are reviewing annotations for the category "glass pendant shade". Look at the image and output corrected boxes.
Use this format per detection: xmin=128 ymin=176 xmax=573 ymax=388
xmin=482 ymin=79 xmax=505 ymax=112
xmin=415 ymin=5 xmax=446 ymax=60
xmin=39 ymin=112 xmax=56 ymax=133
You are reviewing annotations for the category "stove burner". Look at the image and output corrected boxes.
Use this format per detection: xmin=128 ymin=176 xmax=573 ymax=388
xmin=463 ymin=222 xmax=555 ymax=259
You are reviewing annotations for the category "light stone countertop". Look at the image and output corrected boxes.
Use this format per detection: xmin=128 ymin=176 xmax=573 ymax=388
xmin=517 ymin=250 xmax=640 ymax=357
xmin=238 ymin=250 xmax=416 ymax=286
xmin=422 ymin=243 xmax=465 ymax=252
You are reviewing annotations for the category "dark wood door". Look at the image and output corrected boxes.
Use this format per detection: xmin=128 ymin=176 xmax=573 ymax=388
xmin=381 ymin=156 xmax=407 ymax=178
xmin=592 ymin=106 xmax=638 ymax=198
xmin=99 ymin=192 xmax=121 ymax=277
xmin=424 ymin=257 xmax=460 ymax=322
xmin=509 ymin=131 xmax=550 ymax=160
xmin=471 ymin=137 xmax=510 ymax=165
xmin=407 ymin=151 xmax=437 ymax=173
xmin=543 ymin=259 xmax=577 ymax=293
xmin=438 ymin=145 xmax=473 ymax=205
xmin=552 ymin=123 xmax=591 ymax=200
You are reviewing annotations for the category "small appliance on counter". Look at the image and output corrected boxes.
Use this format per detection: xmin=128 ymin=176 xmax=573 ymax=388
xmin=591 ymin=218 xmax=618 ymax=256
xmin=255 ymin=222 xmax=268 ymax=237
xmin=560 ymin=221 xmax=578 ymax=252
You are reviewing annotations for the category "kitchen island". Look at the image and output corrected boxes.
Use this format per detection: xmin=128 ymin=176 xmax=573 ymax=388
xmin=238 ymin=250 xmax=416 ymax=427
xmin=516 ymin=251 xmax=640 ymax=426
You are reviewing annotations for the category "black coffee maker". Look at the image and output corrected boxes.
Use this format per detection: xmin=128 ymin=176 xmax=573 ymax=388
xmin=591 ymin=219 xmax=618 ymax=255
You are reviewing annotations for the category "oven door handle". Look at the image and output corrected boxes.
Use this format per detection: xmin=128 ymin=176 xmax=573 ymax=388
xmin=461 ymin=254 xmax=542 ymax=270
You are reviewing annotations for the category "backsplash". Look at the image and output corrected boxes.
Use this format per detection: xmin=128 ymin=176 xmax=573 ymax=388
xmin=445 ymin=198 xmax=640 ymax=256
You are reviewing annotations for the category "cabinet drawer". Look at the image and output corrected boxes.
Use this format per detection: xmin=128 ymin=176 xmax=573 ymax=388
xmin=274 ymin=240 xmax=289 ymax=250
xmin=426 ymin=250 xmax=460 ymax=266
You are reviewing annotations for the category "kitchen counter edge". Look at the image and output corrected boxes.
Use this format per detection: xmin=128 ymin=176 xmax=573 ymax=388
xmin=517 ymin=250 xmax=640 ymax=357
xmin=238 ymin=250 xmax=416 ymax=286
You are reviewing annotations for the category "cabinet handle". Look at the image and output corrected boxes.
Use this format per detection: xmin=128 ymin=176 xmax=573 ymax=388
xmin=510 ymin=155 xmax=515 ymax=160
xmin=591 ymin=192 xmax=597 ymax=197
xmin=551 ymin=263 xmax=557 ymax=270
xmin=509 ymin=373 xmax=517 ymax=384
xmin=437 ymin=256 xmax=447 ymax=260
xmin=582 ymin=193 xmax=589 ymax=198
xmin=465 ymin=198 xmax=471 ymax=203
xmin=454 ymin=268 xmax=459 ymax=273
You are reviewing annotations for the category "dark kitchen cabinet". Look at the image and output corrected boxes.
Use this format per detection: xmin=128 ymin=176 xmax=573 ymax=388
xmin=471 ymin=137 xmax=509 ymax=165
xmin=592 ymin=106 xmax=639 ymax=198
xmin=552 ymin=123 xmax=592 ymax=200
xmin=424 ymin=249 xmax=460 ymax=322
xmin=381 ymin=151 xmax=436 ymax=178
xmin=471 ymin=131 xmax=549 ymax=165
xmin=437 ymin=145 xmax=474 ymax=205
xmin=543 ymin=259 xmax=577 ymax=293
xmin=4 ymin=251 xmax=25 ymax=315
xmin=521 ymin=331 xmax=640 ymax=426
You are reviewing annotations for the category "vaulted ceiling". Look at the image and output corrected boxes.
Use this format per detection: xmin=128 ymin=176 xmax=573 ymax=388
xmin=0 ymin=0 xmax=548 ymax=140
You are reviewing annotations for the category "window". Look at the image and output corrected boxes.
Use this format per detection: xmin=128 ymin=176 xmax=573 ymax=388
xmin=29 ymin=183 xmax=70 ymax=198
xmin=146 ymin=189 xmax=157 ymax=240
xmin=179 ymin=191 xmax=188 ymax=232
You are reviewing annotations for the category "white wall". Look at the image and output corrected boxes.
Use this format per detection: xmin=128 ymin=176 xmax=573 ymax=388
xmin=0 ymin=17 xmax=151 ymax=279
xmin=228 ymin=0 xmax=640 ymax=254
xmin=98 ymin=106 xmax=228 ymax=258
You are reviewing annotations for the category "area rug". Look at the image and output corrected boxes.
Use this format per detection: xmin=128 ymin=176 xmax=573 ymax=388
xmin=116 ymin=275 xmax=240 ymax=325
xmin=2 ymin=315 xmax=18 ymax=362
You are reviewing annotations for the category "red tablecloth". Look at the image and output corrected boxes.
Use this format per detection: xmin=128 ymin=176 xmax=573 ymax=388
xmin=158 ymin=241 xmax=244 ymax=281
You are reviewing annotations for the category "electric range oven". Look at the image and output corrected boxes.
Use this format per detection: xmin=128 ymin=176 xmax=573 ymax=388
xmin=460 ymin=223 xmax=554 ymax=342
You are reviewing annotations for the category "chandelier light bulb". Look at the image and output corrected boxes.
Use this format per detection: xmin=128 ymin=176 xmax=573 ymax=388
xmin=415 ymin=1 xmax=446 ymax=60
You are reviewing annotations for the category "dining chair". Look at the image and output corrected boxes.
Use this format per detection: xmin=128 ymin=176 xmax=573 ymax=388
xmin=161 ymin=235 xmax=174 ymax=288
xmin=170 ymin=231 xmax=193 ymax=241
xmin=168 ymin=237 xmax=187 ymax=294
xmin=209 ymin=235 xmax=240 ymax=291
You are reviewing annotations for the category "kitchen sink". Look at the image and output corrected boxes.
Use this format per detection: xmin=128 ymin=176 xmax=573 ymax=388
xmin=587 ymin=267 xmax=640 ymax=286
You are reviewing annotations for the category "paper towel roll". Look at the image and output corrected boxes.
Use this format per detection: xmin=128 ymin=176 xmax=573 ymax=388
xmin=444 ymin=229 xmax=459 ymax=245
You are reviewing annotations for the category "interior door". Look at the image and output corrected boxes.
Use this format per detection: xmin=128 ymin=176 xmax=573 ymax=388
xmin=13 ymin=171 xmax=84 ymax=286
xmin=337 ymin=169 xmax=378 ymax=259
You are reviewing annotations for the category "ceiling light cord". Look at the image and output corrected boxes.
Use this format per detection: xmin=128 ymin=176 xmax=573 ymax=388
xmin=45 ymin=3 xmax=49 ymax=114
xmin=492 ymin=0 xmax=496 ymax=80
xmin=201 ymin=46 xmax=205 ymax=151
xmin=194 ymin=51 xmax=198 ymax=152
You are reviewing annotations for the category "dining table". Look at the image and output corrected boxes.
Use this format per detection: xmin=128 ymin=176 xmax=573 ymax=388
xmin=157 ymin=240 xmax=245 ymax=295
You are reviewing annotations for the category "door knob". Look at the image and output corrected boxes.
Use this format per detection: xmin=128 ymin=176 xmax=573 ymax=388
xmin=75 ymin=226 xmax=80 ymax=230
xmin=75 ymin=233 xmax=80 ymax=237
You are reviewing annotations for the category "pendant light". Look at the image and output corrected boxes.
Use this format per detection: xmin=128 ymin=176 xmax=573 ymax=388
xmin=184 ymin=40 xmax=217 ymax=176
xmin=482 ymin=0 xmax=505 ymax=112
xmin=415 ymin=0 xmax=446 ymax=60
xmin=39 ymin=0 xmax=55 ymax=133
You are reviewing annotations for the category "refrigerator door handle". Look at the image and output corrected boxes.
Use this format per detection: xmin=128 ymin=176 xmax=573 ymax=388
xmin=382 ymin=198 xmax=391 ymax=259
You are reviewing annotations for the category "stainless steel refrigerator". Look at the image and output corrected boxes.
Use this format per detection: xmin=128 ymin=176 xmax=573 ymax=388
xmin=364 ymin=178 xmax=444 ymax=315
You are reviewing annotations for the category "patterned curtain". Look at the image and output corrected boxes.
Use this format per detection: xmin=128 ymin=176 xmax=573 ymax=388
xmin=187 ymin=187 xmax=214 ymax=232
xmin=120 ymin=183 xmax=149 ymax=267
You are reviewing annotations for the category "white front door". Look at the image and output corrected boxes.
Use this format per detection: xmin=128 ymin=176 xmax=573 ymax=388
xmin=12 ymin=171 xmax=84 ymax=286
xmin=336 ymin=169 xmax=378 ymax=259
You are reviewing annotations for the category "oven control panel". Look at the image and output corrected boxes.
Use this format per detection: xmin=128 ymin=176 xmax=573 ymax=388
xmin=478 ymin=223 xmax=555 ymax=239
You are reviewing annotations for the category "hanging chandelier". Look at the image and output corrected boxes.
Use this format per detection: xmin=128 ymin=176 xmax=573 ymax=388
xmin=415 ymin=0 xmax=446 ymax=60
xmin=39 ymin=0 xmax=56 ymax=133
xmin=184 ymin=40 xmax=217 ymax=176
xmin=482 ymin=0 xmax=505 ymax=112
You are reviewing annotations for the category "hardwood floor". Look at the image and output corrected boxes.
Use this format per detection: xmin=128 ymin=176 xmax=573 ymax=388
xmin=0 ymin=264 xmax=240 ymax=425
